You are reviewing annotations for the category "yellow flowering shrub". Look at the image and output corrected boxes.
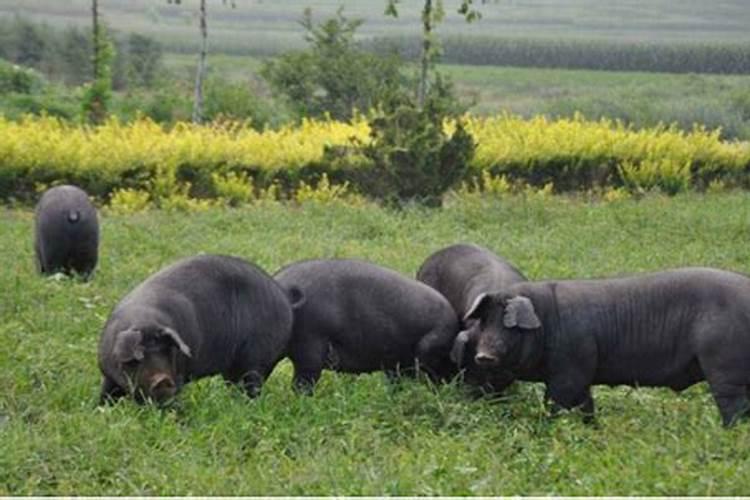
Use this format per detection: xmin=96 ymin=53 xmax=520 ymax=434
xmin=1 ymin=113 xmax=748 ymax=205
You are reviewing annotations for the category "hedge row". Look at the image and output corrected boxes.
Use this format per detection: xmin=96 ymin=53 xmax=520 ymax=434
xmin=1 ymin=114 xmax=749 ymax=203
xmin=367 ymin=36 xmax=750 ymax=75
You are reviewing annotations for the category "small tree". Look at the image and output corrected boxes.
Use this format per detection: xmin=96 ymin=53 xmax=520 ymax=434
xmin=386 ymin=0 xmax=481 ymax=108
xmin=82 ymin=0 xmax=115 ymax=125
xmin=333 ymin=0 xmax=481 ymax=207
xmin=353 ymin=77 xmax=475 ymax=207
xmin=262 ymin=8 xmax=405 ymax=121
xmin=167 ymin=0 xmax=235 ymax=123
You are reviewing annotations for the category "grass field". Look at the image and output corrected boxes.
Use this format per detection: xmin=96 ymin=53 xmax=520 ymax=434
xmin=162 ymin=51 xmax=750 ymax=138
xmin=3 ymin=193 xmax=750 ymax=495
xmin=4 ymin=0 xmax=750 ymax=55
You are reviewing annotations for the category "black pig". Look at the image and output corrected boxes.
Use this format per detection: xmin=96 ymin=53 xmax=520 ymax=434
xmin=274 ymin=259 xmax=460 ymax=392
xmin=465 ymin=268 xmax=750 ymax=426
xmin=35 ymin=185 xmax=99 ymax=278
xmin=98 ymin=255 xmax=294 ymax=404
xmin=417 ymin=243 xmax=526 ymax=393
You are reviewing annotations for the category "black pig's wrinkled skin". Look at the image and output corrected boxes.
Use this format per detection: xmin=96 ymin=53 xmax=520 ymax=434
xmin=98 ymin=255 xmax=294 ymax=404
xmin=274 ymin=259 xmax=460 ymax=393
xmin=34 ymin=185 xmax=99 ymax=278
xmin=417 ymin=243 xmax=526 ymax=393
xmin=466 ymin=267 xmax=750 ymax=426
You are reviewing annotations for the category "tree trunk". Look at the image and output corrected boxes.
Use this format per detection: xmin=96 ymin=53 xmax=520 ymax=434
xmin=418 ymin=0 xmax=432 ymax=108
xmin=193 ymin=0 xmax=208 ymax=124
xmin=92 ymin=0 xmax=99 ymax=81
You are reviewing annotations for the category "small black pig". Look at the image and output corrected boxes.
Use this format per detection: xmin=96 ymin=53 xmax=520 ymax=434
xmin=35 ymin=185 xmax=99 ymax=278
xmin=98 ymin=254 xmax=294 ymax=404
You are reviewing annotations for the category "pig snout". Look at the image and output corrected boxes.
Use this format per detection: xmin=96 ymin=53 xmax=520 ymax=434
xmin=474 ymin=351 xmax=500 ymax=367
xmin=148 ymin=373 xmax=177 ymax=403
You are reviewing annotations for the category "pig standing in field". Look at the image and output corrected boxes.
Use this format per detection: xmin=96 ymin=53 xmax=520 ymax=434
xmin=98 ymin=254 xmax=294 ymax=404
xmin=417 ymin=243 xmax=526 ymax=394
xmin=274 ymin=259 xmax=460 ymax=392
xmin=464 ymin=267 xmax=750 ymax=426
xmin=34 ymin=185 xmax=99 ymax=278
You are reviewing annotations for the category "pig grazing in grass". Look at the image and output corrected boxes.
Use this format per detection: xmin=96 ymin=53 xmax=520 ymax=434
xmin=466 ymin=267 xmax=750 ymax=426
xmin=417 ymin=243 xmax=526 ymax=394
xmin=98 ymin=255 xmax=294 ymax=404
xmin=274 ymin=259 xmax=460 ymax=393
xmin=34 ymin=185 xmax=99 ymax=279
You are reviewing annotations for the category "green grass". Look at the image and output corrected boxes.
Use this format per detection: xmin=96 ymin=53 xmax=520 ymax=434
xmin=3 ymin=193 xmax=750 ymax=494
xmin=441 ymin=63 xmax=750 ymax=138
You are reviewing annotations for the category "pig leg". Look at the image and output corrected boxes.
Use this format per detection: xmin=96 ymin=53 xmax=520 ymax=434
xmin=99 ymin=376 xmax=126 ymax=405
xmin=698 ymin=338 xmax=750 ymax=426
xmin=706 ymin=380 xmax=749 ymax=427
xmin=233 ymin=343 xmax=286 ymax=398
xmin=289 ymin=336 xmax=328 ymax=395
xmin=241 ymin=370 xmax=265 ymax=398
xmin=545 ymin=372 xmax=595 ymax=422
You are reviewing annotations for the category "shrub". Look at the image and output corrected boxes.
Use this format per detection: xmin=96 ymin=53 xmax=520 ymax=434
xmin=0 ymin=114 xmax=748 ymax=205
xmin=203 ymin=78 xmax=279 ymax=130
xmin=108 ymin=187 xmax=152 ymax=214
xmin=354 ymin=81 xmax=476 ymax=207
xmin=211 ymin=171 xmax=254 ymax=206
xmin=261 ymin=8 xmax=406 ymax=121
xmin=294 ymin=173 xmax=361 ymax=205
xmin=0 ymin=59 xmax=45 ymax=94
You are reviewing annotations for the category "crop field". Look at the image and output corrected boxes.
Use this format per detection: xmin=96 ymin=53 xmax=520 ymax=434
xmin=2 ymin=193 xmax=750 ymax=495
xmin=162 ymin=51 xmax=750 ymax=138
xmin=4 ymin=0 xmax=750 ymax=54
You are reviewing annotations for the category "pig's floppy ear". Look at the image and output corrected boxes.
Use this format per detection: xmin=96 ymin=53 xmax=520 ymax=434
xmin=159 ymin=327 xmax=192 ymax=358
xmin=503 ymin=296 xmax=541 ymax=330
xmin=287 ymin=285 xmax=306 ymax=310
xmin=113 ymin=328 xmax=144 ymax=363
xmin=463 ymin=292 xmax=494 ymax=322
xmin=450 ymin=329 xmax=471 ymax=366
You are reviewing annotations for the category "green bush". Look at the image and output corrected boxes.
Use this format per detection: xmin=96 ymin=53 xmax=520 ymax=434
xmin=0 ymin=84 xmax=80 ymax=121
xmin=0 ymin=59 xmax=45 ymax=94
xmin=352 ymin=79 xmax=476 ymax=207
xmin=261 ymin=8 xmax=406 ymax=121
xmin=203 ymin=78 xmax=281 ymax=130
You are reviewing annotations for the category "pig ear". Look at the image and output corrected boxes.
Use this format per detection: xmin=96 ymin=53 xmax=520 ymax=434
xmin=113 ymin=328 xmax=144 ymax=363
xmin=503 ymin=296 xmax=541 ymax=330
xmin=159 ymin=327 xmax=192 ymax=358
xmin=463 ymin=292 xmax=495 ymax=322
xmin=287 ymin=285 xmax=306 ymax=310
xmin=450 ymin=329 xmax=471 ymax=366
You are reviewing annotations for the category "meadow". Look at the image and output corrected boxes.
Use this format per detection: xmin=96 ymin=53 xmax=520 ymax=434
xmin=3 ymin=192 xmax=750 ymax=495
xmin=162 ymin=52 xmax=750 ymax=139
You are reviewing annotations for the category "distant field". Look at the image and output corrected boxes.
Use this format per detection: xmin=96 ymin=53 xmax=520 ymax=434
xmin=162 ymin=52 xmax=750 ymax=139
xmin=3 ymin=193 xmax=750 ymax=494
xmin=3 ymin=0 xmax=750 ymax=56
